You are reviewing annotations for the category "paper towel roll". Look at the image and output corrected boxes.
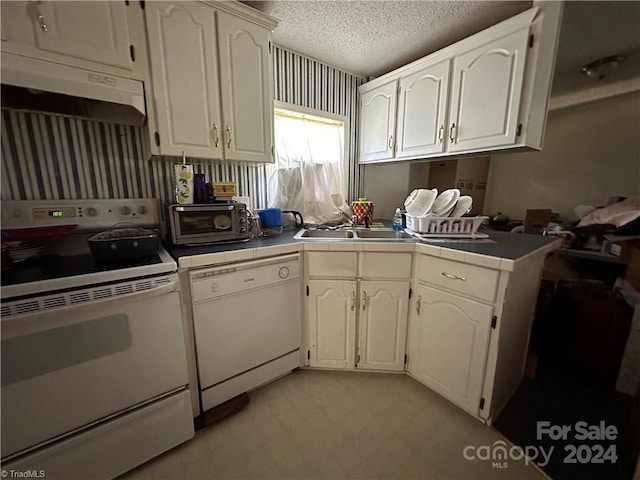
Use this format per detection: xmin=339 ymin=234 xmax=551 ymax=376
xmin=174 ymin=163 xmax=194 ymax=204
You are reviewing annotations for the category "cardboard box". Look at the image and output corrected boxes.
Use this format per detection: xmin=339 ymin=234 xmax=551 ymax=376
xmin=605 ymin=235 xmax=640 ymax=263
xmin=626 ymin=247 xmax=640 ymax=292
xmin=427 ymin=156 xmax=490 ymax=215
xmin=525 ymin=209 xmax=552 ymax=235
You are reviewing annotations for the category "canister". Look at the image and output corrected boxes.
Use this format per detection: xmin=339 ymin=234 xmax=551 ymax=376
xmin=174 ymin=153 xmax=194 ymax=204
xmin=350 ymin=198 xmax=374 ymax=226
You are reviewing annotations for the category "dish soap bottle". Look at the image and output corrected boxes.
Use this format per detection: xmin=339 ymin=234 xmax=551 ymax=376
xmin=393 ymin=208 xmax=403 ymax=231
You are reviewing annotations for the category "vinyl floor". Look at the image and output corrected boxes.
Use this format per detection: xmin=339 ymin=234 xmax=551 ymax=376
xmin=122 ymin=369 xmax=547 ymax=479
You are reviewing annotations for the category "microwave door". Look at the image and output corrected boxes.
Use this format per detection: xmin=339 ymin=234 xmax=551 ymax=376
xmin=172 ymin=207 xmax=236 ymax=243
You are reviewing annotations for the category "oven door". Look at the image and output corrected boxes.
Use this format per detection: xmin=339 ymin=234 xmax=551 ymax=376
xmin=170 ymin=205 xmax=237 ymax=243
xmin=1 ymin=274 xmax=188 ymax=460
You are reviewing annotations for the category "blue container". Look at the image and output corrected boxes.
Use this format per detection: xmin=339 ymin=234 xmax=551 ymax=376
xmin=258 ymin=208 xmax=282 ymax=228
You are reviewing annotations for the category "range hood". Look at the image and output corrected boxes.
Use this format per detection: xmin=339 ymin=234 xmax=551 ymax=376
xmin=1 ymin=52 xmax=146 ymax=126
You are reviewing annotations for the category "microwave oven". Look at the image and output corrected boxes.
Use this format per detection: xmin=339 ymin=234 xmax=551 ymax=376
xmin=167 ymin=203 xmax=250 ymax=245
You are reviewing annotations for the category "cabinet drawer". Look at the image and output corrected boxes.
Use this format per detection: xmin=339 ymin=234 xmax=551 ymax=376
xmin=307 ymin=252 xmax=357 ymax=278
xmin=359 ymin=252 xmax=412 ymax=279
xmin=417 ymin=255 xmax=498 ymax=302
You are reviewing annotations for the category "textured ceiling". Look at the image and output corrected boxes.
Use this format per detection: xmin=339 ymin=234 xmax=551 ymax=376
xmin=243 ymin=1 xmax=531 ymax=78
xmin=242 ymin=0 xmax=640 ymax=99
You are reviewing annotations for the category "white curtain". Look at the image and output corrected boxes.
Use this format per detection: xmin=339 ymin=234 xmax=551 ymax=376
xmin=267 ymin=110 xmax=350 ymax=225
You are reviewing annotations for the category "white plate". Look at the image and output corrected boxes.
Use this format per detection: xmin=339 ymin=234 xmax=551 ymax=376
xmin=449 ymin=195 xmax=473 ymax=217
xmin=404 ymin=188 xmax=437 ymax=217
xmin=432 ymin=189 xmax=460 ymax=216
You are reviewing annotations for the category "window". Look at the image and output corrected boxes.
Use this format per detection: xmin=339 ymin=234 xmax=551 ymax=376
xmin=266 ymin=103 xmax=350 ymax=225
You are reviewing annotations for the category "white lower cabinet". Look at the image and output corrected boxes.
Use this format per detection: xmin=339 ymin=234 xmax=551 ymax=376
xmin=408 ymin=284 xmax=493 ymax=416
xmin=307 ymin=279 xmax=409 ymax=371
xmin=358 ymin=280 xmax=409 ymax=371
xmin=307 ymin=280 xmax=357 ymax=369
xmin=305 ymin=251 xmax=411 ymax=371
xmin=303 ymin=244 xmax=554 ymax=423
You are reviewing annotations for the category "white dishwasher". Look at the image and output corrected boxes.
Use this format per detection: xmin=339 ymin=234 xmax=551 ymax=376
xmin=190 ymin=254 xmax=301 ymax=412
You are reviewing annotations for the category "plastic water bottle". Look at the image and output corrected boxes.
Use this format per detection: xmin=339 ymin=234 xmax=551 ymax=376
xmin=393 ymin=208 xmax=403 ymax=231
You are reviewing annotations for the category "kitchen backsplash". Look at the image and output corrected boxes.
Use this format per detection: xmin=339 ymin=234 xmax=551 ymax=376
xmin=1 ymin=47 xmax=365 ymax=207
xmin=0 ymin=108 xmax=267 ymax=209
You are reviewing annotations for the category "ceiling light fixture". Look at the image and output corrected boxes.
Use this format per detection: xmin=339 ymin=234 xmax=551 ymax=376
xmin=580 ymin=55 xmax=626 ymax=80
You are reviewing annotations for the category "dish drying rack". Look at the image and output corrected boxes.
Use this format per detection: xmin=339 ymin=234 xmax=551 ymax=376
xmin=405 ymin=215 xmax=489 ymax=239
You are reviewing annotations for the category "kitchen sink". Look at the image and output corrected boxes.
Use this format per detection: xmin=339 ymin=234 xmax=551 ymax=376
xmin=294 ymin=228 xmax=415 ymax=241
xmin=295 ymin=229 xmax=355 ymax=239
xmin=355 ymin=229 xmax=413 ymax=239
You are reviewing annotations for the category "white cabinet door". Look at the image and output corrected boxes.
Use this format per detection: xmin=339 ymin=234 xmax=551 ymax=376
xmin=145 ymin=2 xmax=223 ymax=158
xmin=408 ymin=285 xmax=493 ymax=416
xmin=308 ymin=280 xmax=357 ymax=369
xmin=396 ymin=61 xmax=450 ymax=158
xmin=358 ymin=281 xmax=409 ymax=371
xmin=447 ymin=28 xmax=529 ymax=153
xmin=32 ymin=1 xmax=132 ymax=70
xmin=217 ymin=11 xmax=273 ymax=163
xmin=359 ymin=81 xmax=397 ymax=163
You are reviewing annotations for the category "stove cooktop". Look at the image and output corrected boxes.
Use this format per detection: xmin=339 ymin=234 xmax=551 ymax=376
xmin=1 ymin=247 xmax=177 ymax=300
xmin=2 ymin=254 xmax=164 ymax=288
xmin=1 ymin=198 xmax=179 ymax=299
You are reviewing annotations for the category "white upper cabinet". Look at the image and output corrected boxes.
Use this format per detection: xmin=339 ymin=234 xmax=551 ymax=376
xmin=217 ymin=11 xmax=273 ymax=163
xmin=396 ymin=60 xmax=451 ymax=158
xmin=0 ymin=1 xmax=136 ymax=76
xmin=145 ymin=1 xmax=277 ymax=161
xmin=447 ymin=29 xmax=529 ymax=153
xmin=145 ymin=2 xmax=223 ymax=158
xmin=359 ymin=81 xmax=398 ymax=163
xmin=358 ymin=3 xmax=563 ymax=163
xmin=33 ymin=2 xmax=132 ymax=70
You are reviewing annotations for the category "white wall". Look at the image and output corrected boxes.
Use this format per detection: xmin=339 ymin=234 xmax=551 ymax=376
xmin=484 ymin=91 xmax=640 ymax=221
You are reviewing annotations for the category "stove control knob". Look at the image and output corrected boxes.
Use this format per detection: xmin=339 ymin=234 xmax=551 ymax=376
xmin=239 ymin=217 xmax=246 ymax=224
xmin=239 ymin=227 xmax=247 ymax=233
xmin=120 ymin=206 xmax=131 ymax=215
xmin=137 ymin=205 xmax=147 ymax=215
xmin=87 ymin=207 xmax=98 ymax=217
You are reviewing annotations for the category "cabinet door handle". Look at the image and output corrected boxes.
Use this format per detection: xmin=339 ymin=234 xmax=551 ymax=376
xmin=211 ymin=124 xmax=219 ymax=148
xmin=415 ymin=295 xmax=421 ymax=315
xmin=225 ymin=126 xmax=232 ymax=148
xmin=362 ymin=291 xmax=367 ymax=311
xmin=350 ymin=291 xmax=356 ymax=311
xmin=37 ymin=14 xmax=48 ymax=32
xmin=449 ymin=123 xmax=457 ymax=143
xmin=388 ymin=135 xmax=393 ymax=150
xmin=441 ymin=272 xmax=467 ymax=281
xmin=438 ymin=125 xmax=444 ymax=143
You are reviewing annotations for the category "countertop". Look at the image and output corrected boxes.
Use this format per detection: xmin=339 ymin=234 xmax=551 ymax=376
xmin=164 ymin=227 xmax=560 ymax=264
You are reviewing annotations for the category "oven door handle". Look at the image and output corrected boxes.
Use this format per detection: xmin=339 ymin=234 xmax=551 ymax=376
xmin=1 ymin=281 xmax=179 ymax=339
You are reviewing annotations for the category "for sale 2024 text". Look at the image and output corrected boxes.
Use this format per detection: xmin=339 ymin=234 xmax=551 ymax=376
xmin=538 ymin=420 xmax=618 ymax=465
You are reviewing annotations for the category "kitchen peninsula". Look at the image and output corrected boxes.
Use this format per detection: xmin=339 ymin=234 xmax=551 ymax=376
xmin=166 ymin=229 xmax=560 ymax=425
